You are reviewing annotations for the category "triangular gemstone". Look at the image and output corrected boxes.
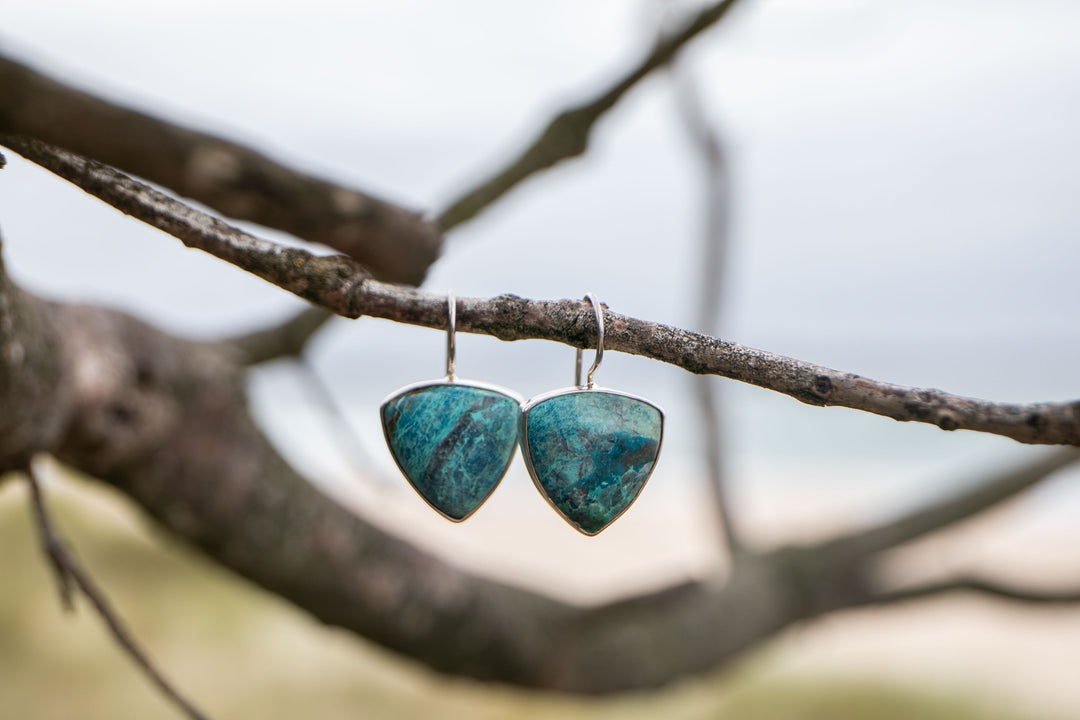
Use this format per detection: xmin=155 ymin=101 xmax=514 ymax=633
xmin=381 ymin=383 xmax=520 ymax=521
xmin=522 ymin=390 xmax=663 ymax=535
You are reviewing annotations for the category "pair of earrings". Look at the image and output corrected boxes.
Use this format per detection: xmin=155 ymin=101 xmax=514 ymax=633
xmin=379 ymin=292 xmax=664 ymax=536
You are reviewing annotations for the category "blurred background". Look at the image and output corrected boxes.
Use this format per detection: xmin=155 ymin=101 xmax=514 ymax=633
xmin=1 ymin=0 xmax=1079 ymax=718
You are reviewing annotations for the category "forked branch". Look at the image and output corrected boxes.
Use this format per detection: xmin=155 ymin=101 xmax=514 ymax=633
xmin=0 ymin=54 xmax=439 ymax=285
xmin=0 ymin=224 xmax=1077 ymax=694
xmin=4 ymin=4 xmax=1080 ymax=702
xmin=23 ymin=463 xmax=210 ymax=720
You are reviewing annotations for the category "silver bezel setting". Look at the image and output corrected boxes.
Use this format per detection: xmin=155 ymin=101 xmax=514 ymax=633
xmin=380 ymin=376 xmax=524 ymax=523
xmin=519 ymin=385 xmax=665 ymax=536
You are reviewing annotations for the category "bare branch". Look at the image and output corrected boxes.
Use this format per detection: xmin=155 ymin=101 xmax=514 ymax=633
xmin=0 ymin=53 xmax=440 ymax=285
xmin=435 ymin=0 xmax=747 ymax=231
xmin=7 ymin=135 xmax=1080 ymax=447
xmin=290 ymin=355 xmax=396 ymax=490
xmin=26 ymin=462 xmax=74 ymax=611
xmin=843 ymin=448 xmax=1080 ymax=556
xmin=223 ymin=306 xmax=333 ymax=366
xmin=1 ymin=134 xmax=372 ymax=308
xmin=670 ymin=31 xmax=741 ymax=555
xmin=0 ymin=214 xmax=785 ymax=693
xmin=23 ymin=463 xmax=211 ymax=720
xmin=2 ymin=245 xmax=1077 ymax=693
xmin=870 ymin=575 xmax=1080 ymax=607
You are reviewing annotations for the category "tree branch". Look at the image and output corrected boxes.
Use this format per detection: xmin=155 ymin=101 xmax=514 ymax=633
xmin=26 ymin=462 xmax=74 ymax=611
xmin=290 ymin=354 xmax=398 ymax=490
xmin=435 ymin=0 xmax=747 ymax=231
xmin=5 ymin=8 xmax=1078 ymax=701
xmin=870 ymin=575 xmax=1080 ymax=607
xmin=222 ymin=306 xmax=333 ymax=366
xmin=841 ymin=448 xmax=1080 ymax=556
xmin=670 ymin=28 xmax=741 ymax=555
xmin=7 ymin=134 xmax=1080 ymax=448
xmin=0 ymin=230 xmax=72 ymax=472
xmin=0 ymin=53 xmax=440 ymax=285
xmin=1 ymin=134 xmax=373 ymax=309
xmin=23 ymin=462 xmax=211 ymax=720
xmin=2 ymin=241 xmax=1078 ymax=692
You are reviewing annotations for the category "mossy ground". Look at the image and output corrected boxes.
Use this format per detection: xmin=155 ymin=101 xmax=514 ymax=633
xmin=0 ymin=476 xmax=1049 ymax=720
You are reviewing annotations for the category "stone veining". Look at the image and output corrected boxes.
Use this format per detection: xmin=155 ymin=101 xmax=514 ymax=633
xmin=522 ymin=390 xmax=663 ymax=535
xmin=382 ymin=383 xmax=520 ymax=521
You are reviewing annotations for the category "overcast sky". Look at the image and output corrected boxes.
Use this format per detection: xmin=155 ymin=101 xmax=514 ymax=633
xmin=1 ymin=0 xmax=1078 ymax=522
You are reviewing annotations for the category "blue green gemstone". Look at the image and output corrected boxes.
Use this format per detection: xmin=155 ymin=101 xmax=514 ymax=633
xmin=522 ymin=391 xmax=663 ymax=535
xmin=381 ymin=383 xmax=520 ymax=521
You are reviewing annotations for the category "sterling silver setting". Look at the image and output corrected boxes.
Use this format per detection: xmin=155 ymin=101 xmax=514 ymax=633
xmin=519 ymin=293 xmax=665 ymax=536
xmin=379 ymin=290 xmax=523 ymax=522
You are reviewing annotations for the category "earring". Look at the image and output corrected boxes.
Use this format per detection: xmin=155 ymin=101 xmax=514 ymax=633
xmin=380 ymin=290 xmax=522 ymax=521
xmin=520 ymin=294 xmax=664 ymax=536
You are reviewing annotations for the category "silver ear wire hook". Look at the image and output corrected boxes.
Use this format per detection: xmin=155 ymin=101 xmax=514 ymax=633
xmin=574 ymin=293 xmax=604 ymax=389
xmin=446 ymin=289 xmax=457 ymax=381
xmin=381 ymin=288 xmax=522 ymax=523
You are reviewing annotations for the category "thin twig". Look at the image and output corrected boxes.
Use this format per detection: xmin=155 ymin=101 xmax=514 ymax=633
xmin=23 ymin=463 xmax=211 ymax=720
xmin=7 ymin=135 xmax=1080 ymax=448
xmin=26 ymin=465 xmax=74 ymax=611
xmin=229 ymin=309 xmax=397 ymax=486
xmin=435 ymin=0 xmax=747 ymax=231
xmin=668 ymin=13 xmax=741 ymax=555
xmin=290 ymin=355 xmax=396 ymax=490
xmin=870 ymin=575 xmax=1080 ymax=606
xmin=841 ymin=447 xmax=1080 ymax=556
xmin=224 ymin=305 xmax=334 ymax=366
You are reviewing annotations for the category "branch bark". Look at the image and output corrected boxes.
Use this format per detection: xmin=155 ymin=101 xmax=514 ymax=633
xmin=0 ymin=233 xmax=71 ymax=472
xmin=6 ymin=135 xmax=1080 ymax=448
xmin=0 ymin=53 xmax=440 ymax=285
